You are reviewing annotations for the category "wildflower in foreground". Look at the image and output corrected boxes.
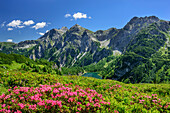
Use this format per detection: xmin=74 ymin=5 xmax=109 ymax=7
xmin=0 ymin=83 xmax=111 ymax=112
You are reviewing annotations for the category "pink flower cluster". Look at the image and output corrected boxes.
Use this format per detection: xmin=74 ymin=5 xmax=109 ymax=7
xmin=108 ymin=84 xmax=122 ymax=92
xmin=0 ymin=83 xmax=111 ymax=112
xmin=131 ymin=93 xmax=170 ymax=110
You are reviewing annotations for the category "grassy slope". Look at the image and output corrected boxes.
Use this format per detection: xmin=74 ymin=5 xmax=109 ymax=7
xmin=0 ymin=53 xmax=169 ymax=112
xmin=0 ymin=69 xmax=170 ymax=112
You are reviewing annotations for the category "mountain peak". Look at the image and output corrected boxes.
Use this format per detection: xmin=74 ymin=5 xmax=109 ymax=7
xmin=60 ymin=26 xmax=68 ymax=30
xmin=69 ymin=24 xmax=85 ymax=33
xmin=71 ymin=24 xmax=82 ymax=28
xmin=145 ymin=16 xmax=159 ymax=20
xmin=129 ymin=16 xmax=159 ymax=24
xmin=74 ymin=24 xmax=81 ymax=26
xmin=123 ymin=16 xmax=160 ymax=31
xmin=58 ymin=26 xmax=68 ymax=33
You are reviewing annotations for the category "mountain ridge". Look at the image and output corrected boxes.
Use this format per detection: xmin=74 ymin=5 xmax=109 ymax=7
xmin=0 ymin=16 xmax=170 ymax=83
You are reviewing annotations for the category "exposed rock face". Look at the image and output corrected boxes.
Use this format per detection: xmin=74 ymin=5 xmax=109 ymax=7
xmin=94 ymin=28 xmax=118 ymax=41
xmin=17 ymin=40 xmax=39 ymax=47
xmin=108 ymin=16 xmax=160 ymax=52
xmin=21 ymin=24 xmax=113 ymax=67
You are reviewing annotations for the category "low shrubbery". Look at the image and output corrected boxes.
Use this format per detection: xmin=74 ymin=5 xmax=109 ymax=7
xmin=0 ymin=83 xmax=111 ymax=112
xmin=0 ymin=71 xmax=170 ymax=112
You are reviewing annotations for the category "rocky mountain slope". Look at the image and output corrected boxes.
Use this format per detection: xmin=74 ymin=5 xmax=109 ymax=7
xmin=0 ymin=16 xmax=170 ymax=83
xmin=112 ymin=20 xmax=170 ymax=83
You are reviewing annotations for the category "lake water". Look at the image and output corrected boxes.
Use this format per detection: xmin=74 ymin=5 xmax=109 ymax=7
xmin=82 ymin=72 xmax=102 ymax=79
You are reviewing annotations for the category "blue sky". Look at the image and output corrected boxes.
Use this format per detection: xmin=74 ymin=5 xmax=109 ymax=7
xmin=0 ymin=0 xmax=170 ymax=43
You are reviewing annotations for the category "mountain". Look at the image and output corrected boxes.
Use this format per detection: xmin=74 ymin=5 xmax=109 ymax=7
xmin=112 ymin=20 xmax=170 ymax=83
xmin=109 ymin=16 xmax=160 ymax=52
xmin=1 ymin=24 xmax=114 ymax=67
xmin=0 ymin=16 xmax=170 ymax=83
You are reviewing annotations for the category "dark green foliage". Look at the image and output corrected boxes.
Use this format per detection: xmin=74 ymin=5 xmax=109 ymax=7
xmin=73 ymin=52 xmax=93 ymax=67
xmin=0 ymin=52 xmax=62 ymax=75
xmin=21 ymin=64 xmax=30 ymax=71
xmin=74 ymin=48 xmax=113 ymax=67
xmin=84 ymin=55 xmax=116 ymax=72
xmin=111 ymin=23 xmax=170 ymax=83
xmin=114 ymin=50 xmax=170 ymax=84
xmin=61 ymin=66 xmax=84 ymax=75
xmin=0 ymin=52 xmax=33 ymax=64
xmin=0 ymin=42 xmax=17 ymax=54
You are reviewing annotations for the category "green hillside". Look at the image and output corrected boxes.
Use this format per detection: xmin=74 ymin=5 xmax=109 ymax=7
xmin=0 ymin=52 xmax=170 ymax=112
xmin=0 ymin=52 xmax=61 ymax=75
xmin=0 ymin=71 xmax=170 ymax=112
xmin=105 ymin=22 xmax=170 ymax=83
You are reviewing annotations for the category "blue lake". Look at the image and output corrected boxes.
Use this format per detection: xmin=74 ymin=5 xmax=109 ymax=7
xmin=82 ymin=72 xmax=102 ymax=79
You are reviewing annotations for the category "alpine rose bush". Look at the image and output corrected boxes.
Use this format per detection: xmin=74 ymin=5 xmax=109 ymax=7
xmin=0 ymin=83 xmax=111 ymax=112
xmin=130 ymin=93 xmax=170 ymax=112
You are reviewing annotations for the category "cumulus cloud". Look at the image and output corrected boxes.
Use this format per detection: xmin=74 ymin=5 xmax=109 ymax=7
xmin=65 ymin=12 xmax=92 ymax=20
xmin=73 ymin=12 xmax=87 ymax=20
xmin=7 ymin=39 xmax=13 ymax=42
xmin=39 ymin=32 xmax=44 ymax=36
xmin=65 ymin=14 xmax=71 ymax=18
xmin=23 ymin=20 xmax=34 ymax=26
xmin=1 ymin=21 xmax=6 ymax=28
xmin=7 ymin=20 xmax=22 ymax=28
xmin=46 ymin=30 xmax=49 ymax=33
xmin=32 ymin=22 xmax=46 ymax=30
xmin=7 ymin=28 xmax=13 ymax=31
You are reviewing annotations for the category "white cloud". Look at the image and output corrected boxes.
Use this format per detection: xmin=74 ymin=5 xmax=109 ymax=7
xmin=23 ymin=20 xmax=34 ymax=26
xmin=7 ymin=20 xmax=22 ymax=28
xmin=32 ymin=22 xmax=46 ymax=30
xmin=65 ymin=14 xmax=71 ymax=18
xmin=39 ymin=32 xmax=44 ymax=36
xmin=1 ymin=21 xmax=6 ymax=28
xmin=7 ymin=28 xmax=13 ymax=31
xmin=7 ymin=39 xmax=13 ymax=42
xmin=73 ymin=12 xmax=87 ymax=20
xmin=18 ymin=26 xmax=25 ymax=28
xmin=38 ymin=30 xmax=49 ymax=36
xmin=46 ymin=30 xmax=49 ymax=33
xmin=88 ymin=16 xmax=92 ymax=19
